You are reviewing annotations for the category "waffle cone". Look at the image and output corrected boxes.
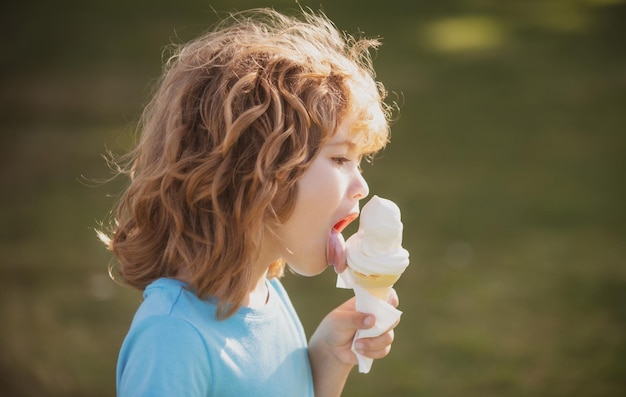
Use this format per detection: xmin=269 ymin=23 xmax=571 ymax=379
xmin=349 ymin=268 xmax=400 ymax=300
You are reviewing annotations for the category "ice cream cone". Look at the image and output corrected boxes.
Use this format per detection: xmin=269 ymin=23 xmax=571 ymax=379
xmin=344 ymin=195 xmax=409 ymax=300
xmin=349 ymin=268 xmax=400 ymax=300
xmin=339 ymin=195 xmax=409 ymax=374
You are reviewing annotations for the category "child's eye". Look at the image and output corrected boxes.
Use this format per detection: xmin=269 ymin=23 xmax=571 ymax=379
xmin=332 ymin=157 xmax=350 ymax=166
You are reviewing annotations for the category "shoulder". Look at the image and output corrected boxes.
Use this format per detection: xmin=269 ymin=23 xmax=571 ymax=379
xmin=132 ymin=278 xmax=190 ymax=317
xmin=122 ymin=278 xmax=216 ymax=356
xmin=117 ymin=315 xmax=211 ymax=396
xmin=122 ymin=312 xmax=205 ymax=351
xmin=117 ymin=279 xmax=214 ymax=396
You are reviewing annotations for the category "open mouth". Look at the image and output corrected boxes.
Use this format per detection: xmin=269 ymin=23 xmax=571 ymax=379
xmin=332 ymin=212 xmax=359 ymax=233
xmin=328 ymin=212 xmax=359 ymax=271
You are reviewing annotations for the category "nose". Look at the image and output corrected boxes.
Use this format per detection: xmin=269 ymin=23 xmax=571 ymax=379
xmin=351 ymin=170 xmax=370 ymax=200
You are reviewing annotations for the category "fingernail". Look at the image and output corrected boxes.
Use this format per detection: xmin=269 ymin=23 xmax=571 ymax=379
xmin=364 ymin=315 xmax=374 ymax=327
xmin=355 ymin=341 xmax=365 ymax=351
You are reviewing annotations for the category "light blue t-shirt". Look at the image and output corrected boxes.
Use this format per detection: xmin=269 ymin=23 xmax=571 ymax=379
xmin=116 ymin=277 xmax=314 ymax=396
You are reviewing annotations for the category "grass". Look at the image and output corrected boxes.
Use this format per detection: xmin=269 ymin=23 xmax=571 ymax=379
xmin=1 ymin=0 xmax=625 ymax=396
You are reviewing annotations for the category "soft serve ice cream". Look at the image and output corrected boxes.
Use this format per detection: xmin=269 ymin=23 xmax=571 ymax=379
xmin=335 ymin=195 xmax=409 ymax=373
xmin=346 ymin=195 xmax=410 ymax=299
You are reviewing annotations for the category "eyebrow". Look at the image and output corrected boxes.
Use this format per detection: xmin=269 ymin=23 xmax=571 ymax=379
xmin=325 ymin=140 xmax=357 ymax=149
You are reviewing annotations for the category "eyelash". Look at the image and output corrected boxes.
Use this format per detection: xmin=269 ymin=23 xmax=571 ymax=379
xmin=332 ymin=156 xmax=364 ymax=172
xmin=332 ymin=157 xmax=350 ymax=166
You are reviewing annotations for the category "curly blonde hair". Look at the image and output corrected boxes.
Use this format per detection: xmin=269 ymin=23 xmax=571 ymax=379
xmin=103 ymin=8 xmax=391 ymax=318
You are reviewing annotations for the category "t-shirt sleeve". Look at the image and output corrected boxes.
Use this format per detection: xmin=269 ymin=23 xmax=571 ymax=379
xmin=117 ymin=315 xmax=211 ymax=397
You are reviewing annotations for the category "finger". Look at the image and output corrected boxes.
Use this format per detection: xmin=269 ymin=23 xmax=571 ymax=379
xmin=346 ymin=312 xmax=375 ymax=331
xmin=386 ymin=288 xmax=399 ymax=308
xmin=354 ymin=330 xmax=395 ymax=359
xmin=357 ymin=345 xmax=392 ymax=360
xmin=332 ymin=298 xmax=377 ymax=330
xmin=356 ymin=329 xmax=395 ymax=351
xmin=328 ymin=307 xmax=375 ymax=332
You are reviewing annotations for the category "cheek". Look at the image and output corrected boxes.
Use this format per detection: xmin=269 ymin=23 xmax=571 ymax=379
xmin=290 ymin=194 xmax=328 ymax=237
xmin=298 ymin=162 xmax=343 ymax=202
xmin=296 ymin=181 xmax=338 ymax=229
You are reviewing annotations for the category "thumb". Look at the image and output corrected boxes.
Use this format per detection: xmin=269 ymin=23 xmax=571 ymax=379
xmin=330 ymin=305 xmax=375 ymax=332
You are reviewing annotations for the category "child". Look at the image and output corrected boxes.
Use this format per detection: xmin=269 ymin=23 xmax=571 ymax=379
xmin=102 ymin=8 xmax=400 ymax=397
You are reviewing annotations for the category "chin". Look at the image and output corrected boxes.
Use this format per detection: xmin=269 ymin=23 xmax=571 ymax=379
xmin=287 ymin=262 xmax=327 ymax=277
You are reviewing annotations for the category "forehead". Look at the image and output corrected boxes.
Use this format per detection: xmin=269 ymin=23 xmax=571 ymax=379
xmin=333 ymin=103 xmax=388 ymax=155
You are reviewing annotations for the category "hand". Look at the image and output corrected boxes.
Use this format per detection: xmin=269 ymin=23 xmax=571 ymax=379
xmin=354 ymin=289 xmax=400 ymax=360
xmin=308 ymin=290 xmax=400 ymax=396
xmin=309 ymin=289 xmax=400 ymax=365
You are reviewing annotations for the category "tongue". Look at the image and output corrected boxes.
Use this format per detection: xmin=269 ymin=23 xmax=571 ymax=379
xmin=327 ymin=229 xmax=347 ymax=273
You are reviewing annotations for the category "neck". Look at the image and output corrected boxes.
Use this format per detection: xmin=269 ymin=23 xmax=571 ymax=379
xmin=174 ymin=239 xmax=278 ymax=308
xmin=243 ymin=269 xmax=270 ymax=308
xmin=243 ymin=237 xmax=281 ymax=308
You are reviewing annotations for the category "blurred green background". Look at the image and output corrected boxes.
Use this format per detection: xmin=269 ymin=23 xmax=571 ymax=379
xmin=1 ymin=0 xmax=625 ymax=396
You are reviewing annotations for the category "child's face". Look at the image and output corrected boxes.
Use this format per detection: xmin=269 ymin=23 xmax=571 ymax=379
xmin=271 ymin=116 xmax=370 ymax=276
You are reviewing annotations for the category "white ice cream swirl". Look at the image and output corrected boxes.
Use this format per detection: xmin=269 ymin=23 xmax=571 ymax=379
xmin=346 ymin=195 xmax=410 ymax=276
